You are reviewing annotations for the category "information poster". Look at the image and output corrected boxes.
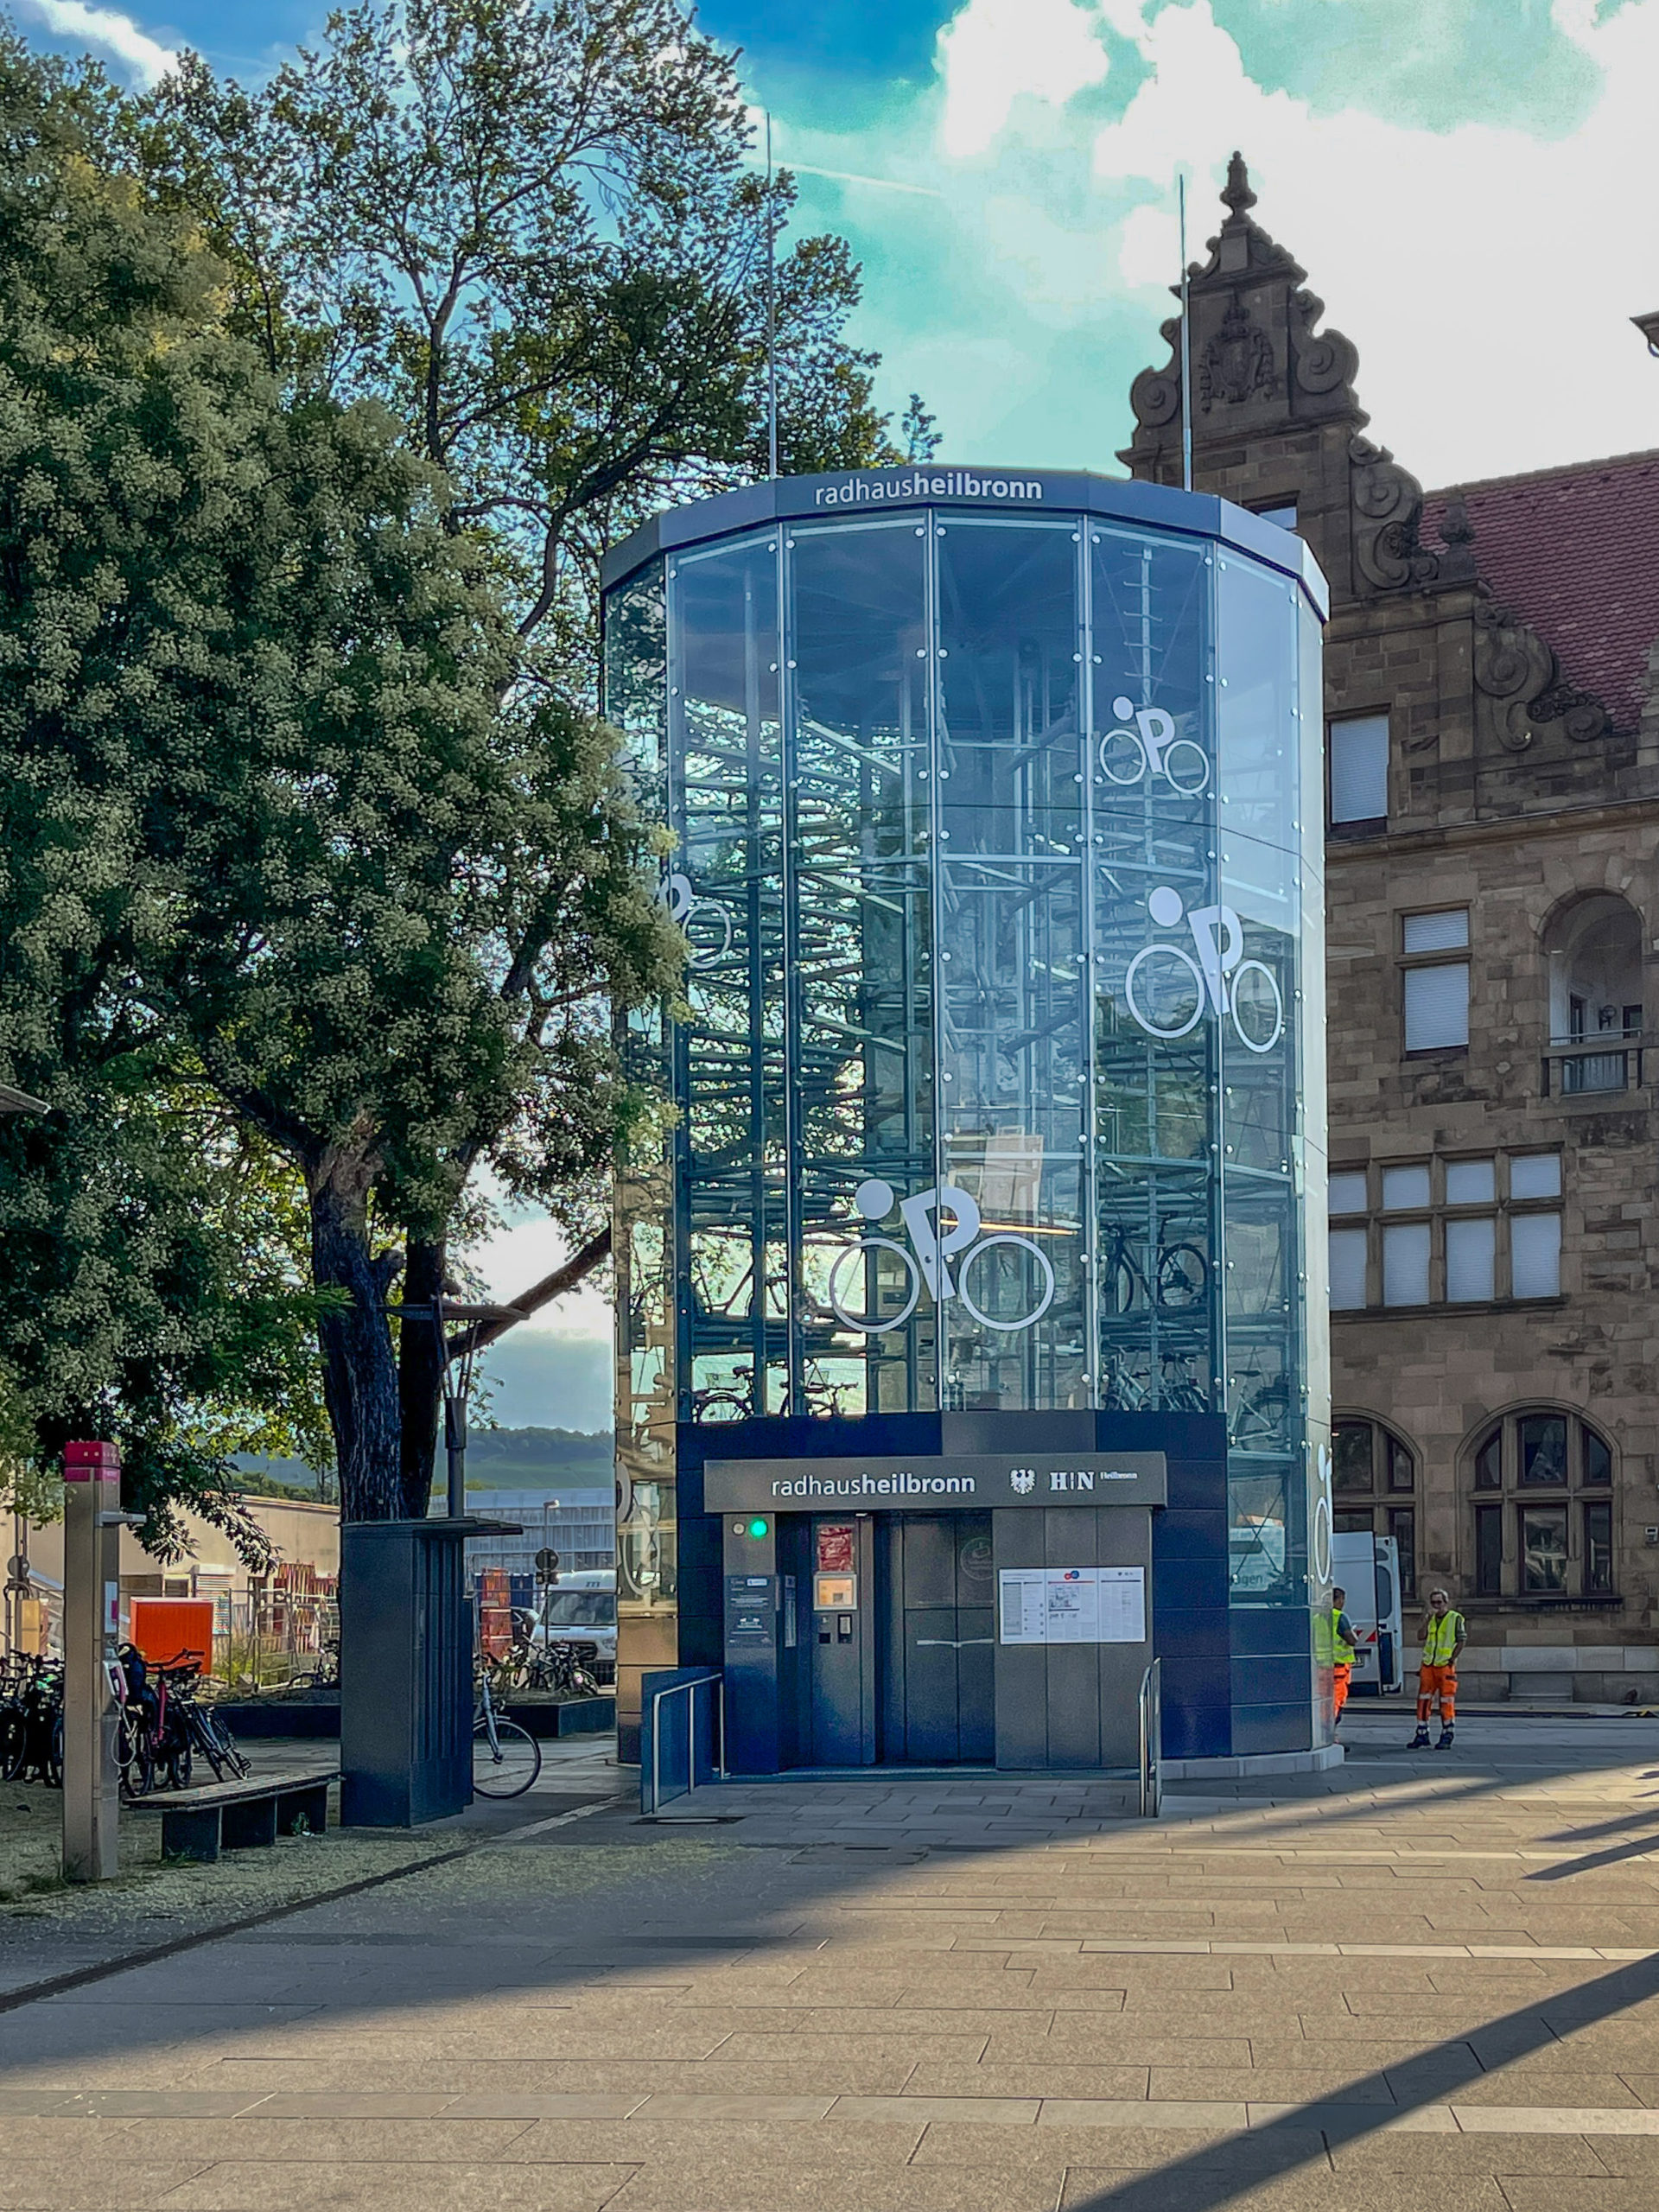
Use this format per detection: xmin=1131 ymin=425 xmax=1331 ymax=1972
xmin=817 ymin=1523 xmax=855 ymax=1573
xmin=998 ymin=1567 xmax=1146 ymax=1646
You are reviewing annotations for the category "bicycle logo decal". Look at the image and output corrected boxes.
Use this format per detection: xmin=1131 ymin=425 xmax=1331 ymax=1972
xmin=828 ymin=1179 xmax=1056 ymax=1336
xmin=660 ymin=872 xmax=732 ymax=969
xmin=1123 ymin=887 xmax=1285 ymax=1055
xmin=1100 ymin=696 xmax=1210 ymax=796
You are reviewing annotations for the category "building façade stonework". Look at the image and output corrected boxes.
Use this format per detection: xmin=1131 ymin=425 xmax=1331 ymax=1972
xmin=1123 ymin=155 xmax=1659 ymax=1700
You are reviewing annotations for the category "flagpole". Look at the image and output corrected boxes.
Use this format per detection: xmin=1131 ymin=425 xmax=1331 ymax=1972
xmin=1179 ymin=173 xmax=1192 ymax=493
xmin=766 ymin=111 xmax=779 ymax=480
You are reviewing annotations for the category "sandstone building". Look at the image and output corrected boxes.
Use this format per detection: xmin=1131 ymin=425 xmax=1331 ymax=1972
xmin=1123 ymin=156 xmax=1659 ymax=1700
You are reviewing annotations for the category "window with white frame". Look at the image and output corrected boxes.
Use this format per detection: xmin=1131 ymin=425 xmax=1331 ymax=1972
xmin=1328 ymin=713 xmax=1389 ymax=829
xmin=1326 ymin=1152 xmax=1563 ymax=1311
xmin=1402 ymin=908 xmax=1470 ymax=1052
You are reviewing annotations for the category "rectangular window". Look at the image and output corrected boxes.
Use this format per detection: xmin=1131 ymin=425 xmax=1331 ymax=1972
xmin=1518 ymin=1414 xmax=1567 ymax=1487
xmin=1254 ymin=499 xmax=1299 ymax=530
xmin=1388 ymin=1507 xmax=1417 ymax=1599
xmin=1475 ymin=1503 xmax=1503 ymax=1596
xmin=1446 ymin=1215 xmax=1496 ymax=1302
xmin=1404 ymin=963 xmax=1470 ymax=1051
xmin=1510 ymin=1210 xmax=1562 ymax=1299
xmin=1510 ymin=1153 xmax=1561 ymax=1200
xmin=1381 ymin=1164 xmax=1430 ymax=1211
xmin=1329 ymin=1227 xmax=1368 ymax=1310
xmin=1382 ymin=1221 xmax=1430 ymax=1306
xmin=1334 ymin=1510 xmax=1375 ymax=1534
xmin=1521 ymin=1505 xmax=1568 ymax=1593
xmin=1402 ymin=910 xmax=1470 ymax=955
xmin=1328 ymin=1169 xmax=1368 ymax=1215
xmin=1584 ymin=1503 xmax=1613 ymax=1594
xmin=1446 ymin=1158 xmax=1495 ymax=1205
xmin=1329 ymin=714 xmax=1389 ymax=825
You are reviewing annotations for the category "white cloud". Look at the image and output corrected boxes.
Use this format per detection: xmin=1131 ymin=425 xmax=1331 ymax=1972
xmin=938 ymin=0 xmax=1111 ymax=160
xmin=17 ymin=0 xmax=176 ymax=86
xmin=939 ymin=0 xmax=1659 ymax=484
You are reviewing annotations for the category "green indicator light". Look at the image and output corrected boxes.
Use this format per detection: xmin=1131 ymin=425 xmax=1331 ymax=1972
xmin=747 ymin=1517 xmax=770 ymax=1540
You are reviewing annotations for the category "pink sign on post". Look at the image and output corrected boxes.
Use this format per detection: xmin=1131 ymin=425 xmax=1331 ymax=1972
xmin=64 ymin=1440 xmax=121 ymax=1482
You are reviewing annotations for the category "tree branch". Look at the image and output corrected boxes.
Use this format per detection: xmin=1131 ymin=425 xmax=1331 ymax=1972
xmin=446 ymin=1223 xmax=611 ymax=1361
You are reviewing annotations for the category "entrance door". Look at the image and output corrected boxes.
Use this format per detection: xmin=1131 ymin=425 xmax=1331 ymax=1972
xmin=885 ymin=1515 xmax=995 ymax=1763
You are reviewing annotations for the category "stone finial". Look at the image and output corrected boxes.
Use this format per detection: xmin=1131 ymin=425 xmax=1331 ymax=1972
xmin=1221 ymin=151 xmax=1256 ymax=220
xmin=1440 ymin=491 xmax=1475 ymax=547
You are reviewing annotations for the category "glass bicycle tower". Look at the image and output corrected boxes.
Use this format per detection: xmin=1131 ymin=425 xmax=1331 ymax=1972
xmin=603 ymin=467 xmax=1332 ymax=1775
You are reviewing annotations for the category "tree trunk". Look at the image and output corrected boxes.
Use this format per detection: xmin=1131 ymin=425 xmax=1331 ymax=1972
xmin=397 ymin=1234 xmax=446 ymax=1519
xmin=308 ymin=1153 xmax=403 ymax=1521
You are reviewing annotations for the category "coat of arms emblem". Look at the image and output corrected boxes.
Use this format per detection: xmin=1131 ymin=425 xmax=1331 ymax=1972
xmin=1009 ymin=1468 xmax=1036 ymax=1495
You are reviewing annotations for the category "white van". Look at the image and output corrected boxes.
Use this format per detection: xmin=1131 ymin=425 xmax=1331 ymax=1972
xmin=1331 ymin=1533 xmax=1404 ymax=1694
xmin=530 ymin=1568 xmax=616 ymax=1680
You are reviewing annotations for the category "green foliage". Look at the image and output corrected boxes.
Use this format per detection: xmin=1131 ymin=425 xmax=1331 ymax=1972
xmin=0 ymin=32 xmax=331 ymax=1556
xmin=902 ymin=392 xmax=941 ymax=464
xmin=137 ymin=0 xmax=907 ymax=668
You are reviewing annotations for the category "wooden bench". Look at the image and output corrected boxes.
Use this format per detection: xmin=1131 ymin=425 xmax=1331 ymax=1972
xmin=130 ymin=1770 xmax=337 ymax=1863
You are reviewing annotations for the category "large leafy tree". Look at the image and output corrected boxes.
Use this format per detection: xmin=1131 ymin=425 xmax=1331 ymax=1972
xmin=0 ymin=24 xmax=678 ymax=1522
xmin=0 ymin=35 xmax=328 ymax=1550
xmin=134 ymin=0 xmax=912 ymax=1497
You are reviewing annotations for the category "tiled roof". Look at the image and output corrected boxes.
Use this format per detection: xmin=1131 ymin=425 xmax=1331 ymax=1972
xmin=1423 ymin=449 xmax=1659 ymax=734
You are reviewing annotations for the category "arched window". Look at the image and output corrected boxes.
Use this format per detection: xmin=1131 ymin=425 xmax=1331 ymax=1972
xmin=1544 ymin=894 xmax=1643 ymax=1095
xmin=1332 ymin=1416 xmax=1417 ymax=1597
xmin=1467 ymin=1409 xmax=1615 ymax=1602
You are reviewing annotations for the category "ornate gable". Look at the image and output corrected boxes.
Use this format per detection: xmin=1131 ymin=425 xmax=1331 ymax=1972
xmin=1119 ymin=153 xmax=1366 ymax=472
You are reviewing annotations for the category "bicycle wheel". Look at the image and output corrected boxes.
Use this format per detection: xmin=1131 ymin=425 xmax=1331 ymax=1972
xmin=1156 ymin=1243 xmax=1208 ymax=1308
xmin=206 ymin=1711 xmax=251 ymax=1780
xmin=163 ymin=1731 xmax=192 ymax=1791
xmin=472 ymin=1719 xmax=541 ymax=1798
xmin=118 ymin=1713 xmax=154 ymax=1801
xmin=184 ymin=1709 xmax=227 ymax=1782
xmin=45 ymin=1713 xmax=62 ymax=1789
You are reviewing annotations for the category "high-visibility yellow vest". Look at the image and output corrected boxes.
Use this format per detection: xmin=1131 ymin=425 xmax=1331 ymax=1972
xmin=1423 ymin=1609 xmax=1464 ymax=1665
xmin=1331 ymin=1608 xmax=1356 ymax=1666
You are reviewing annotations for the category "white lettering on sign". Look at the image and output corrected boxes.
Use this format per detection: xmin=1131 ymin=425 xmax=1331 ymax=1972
xmin=814 ymin=470 xmax=1044 ymax=508
xmin=771 ymin=1471 xmax=976 ymax=1499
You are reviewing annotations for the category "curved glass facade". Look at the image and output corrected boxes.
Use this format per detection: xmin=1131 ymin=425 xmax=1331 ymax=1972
xmin=605 ymin=471 xmax=1330 ymax=1763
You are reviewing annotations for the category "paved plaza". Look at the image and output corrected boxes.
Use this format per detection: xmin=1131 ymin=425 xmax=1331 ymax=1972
xmin=3 ymin=1713 xmax=1659 ymax=2204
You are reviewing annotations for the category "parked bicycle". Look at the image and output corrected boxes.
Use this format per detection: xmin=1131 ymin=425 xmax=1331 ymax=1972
xmin=118 ymin=1647 xmax=250 ymax=1797
xmin=0 ymin=1656 xmax=63 ymax=1786
xmin=288 ymin=1638 xmax=340 ymax=1690
xmin=473 ymin=1672 xmax=542 ymax=1798
xmin=1102 ymin=1224 xmax=1208 ymax=1313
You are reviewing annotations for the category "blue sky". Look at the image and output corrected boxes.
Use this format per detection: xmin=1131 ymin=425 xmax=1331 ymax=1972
xmin=16 ymin=0 xmax=1658 ymax=1426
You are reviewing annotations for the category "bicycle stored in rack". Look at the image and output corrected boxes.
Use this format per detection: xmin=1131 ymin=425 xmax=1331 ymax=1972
xmin=0 ymin=1655 xmax=63 ymax=1785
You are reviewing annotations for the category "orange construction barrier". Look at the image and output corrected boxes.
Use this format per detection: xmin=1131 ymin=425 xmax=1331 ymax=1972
xmin=127 ymin=1596 xmax=214 ymax=1674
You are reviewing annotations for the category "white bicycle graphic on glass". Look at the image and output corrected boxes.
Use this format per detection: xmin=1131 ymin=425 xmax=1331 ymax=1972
xmin=660 ymin=871 xmax=733 ymax=969
xmin=826 ymin=1180 xmax=1056 ymax=1335
xmin=1123 ymin=886 xmax=1285 ymax=1055
xmin=1100 ymin=696 xmax=1210 ymax=796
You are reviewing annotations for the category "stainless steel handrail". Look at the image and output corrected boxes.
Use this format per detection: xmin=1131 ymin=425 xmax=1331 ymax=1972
xmin=644 ymin=1670 xmax=724 ymax=1815
xmin=1137 ymin=1657 xmax=1162 ymax=1818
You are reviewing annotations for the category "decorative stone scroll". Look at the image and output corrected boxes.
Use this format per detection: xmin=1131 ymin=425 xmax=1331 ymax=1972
xmin=1473 ymin=598 xmax=1610 ymax=751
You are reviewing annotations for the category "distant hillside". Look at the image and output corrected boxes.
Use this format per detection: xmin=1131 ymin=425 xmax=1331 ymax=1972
xmin=462 ymin=1427 xmax=613 ymax=1486
xmin=235 ymin=1425 xmax=613 ymax=1498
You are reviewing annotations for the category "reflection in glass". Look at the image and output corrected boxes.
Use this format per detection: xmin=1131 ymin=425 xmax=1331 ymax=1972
xmin=606 ymin=489 xmax=1325 ymax=1734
